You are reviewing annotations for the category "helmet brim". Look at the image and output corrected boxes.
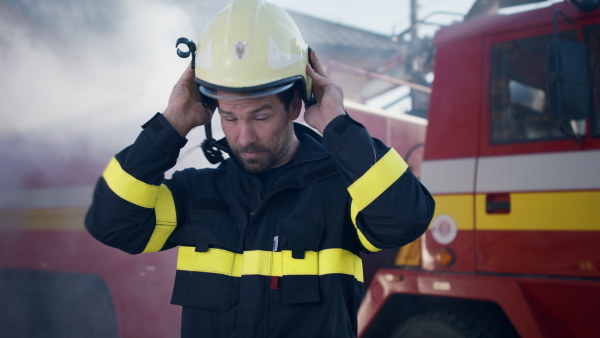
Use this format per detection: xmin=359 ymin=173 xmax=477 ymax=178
xmin=195 ymin=75 xmax=314 ymax=105
xmin=198 ymin=82 xmax=294 ymax=101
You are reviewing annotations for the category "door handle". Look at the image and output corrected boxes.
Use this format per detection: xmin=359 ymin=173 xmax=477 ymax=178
xmin=486 ymin=193 xmax=510 ymax=214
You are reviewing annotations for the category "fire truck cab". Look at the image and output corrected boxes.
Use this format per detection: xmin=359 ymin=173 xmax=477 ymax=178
xmin=358 ymin=2 xmax=600 ymax=337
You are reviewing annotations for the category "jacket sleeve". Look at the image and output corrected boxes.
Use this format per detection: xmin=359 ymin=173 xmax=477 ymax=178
xmin=322 ymin=114 xmax=435 ymax=253
xmin=85 ymin=113 xmax=188 ymax=254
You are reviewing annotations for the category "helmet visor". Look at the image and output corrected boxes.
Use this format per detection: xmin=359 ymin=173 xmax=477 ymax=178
xmin=199 ymin=82 xmax=294 ymax=101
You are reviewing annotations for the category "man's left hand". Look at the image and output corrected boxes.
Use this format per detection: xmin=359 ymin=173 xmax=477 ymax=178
xmin=304 ymin=50 xmax=345 ymax=134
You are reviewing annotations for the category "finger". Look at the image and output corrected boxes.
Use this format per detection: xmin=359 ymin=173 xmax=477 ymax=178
xmin=178 ymin=65 xmax=202 ymax=99
xmin=180 ymin=63 xmax=195 ymax=82
xmin=306 ymin=64 xmax=326 ymax=98
xmin=306 ymin=62 xmax=322 ymax=81
xmin=307 ymin=63 xmax=332 ymax=94
xmin=309 ymin=50 xmax=328 ymax=77
xmin=195 ymin=100 xmax=214 ymax=119
xmin=308 ymin=60 xmax=333 ymax=83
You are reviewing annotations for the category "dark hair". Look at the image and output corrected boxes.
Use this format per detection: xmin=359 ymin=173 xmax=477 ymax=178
xmin=202 ymin=95 xmax=217 ymax=110
xmin=276 ymin=82 xmax=299 ymax=111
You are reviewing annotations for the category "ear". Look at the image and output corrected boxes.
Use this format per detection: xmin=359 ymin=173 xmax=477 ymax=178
xmin=288 ymin=91 xmax=302 ymax=120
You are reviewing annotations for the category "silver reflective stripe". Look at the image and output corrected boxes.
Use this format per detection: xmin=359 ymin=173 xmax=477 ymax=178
xmin=199 ymin=82 xmax=294 ymax=101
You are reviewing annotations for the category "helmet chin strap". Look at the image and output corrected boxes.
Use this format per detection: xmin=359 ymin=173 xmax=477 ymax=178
xmin=177 ymin=37 xmax=226 ymax=164
xmin=201 ymin=122 xmax=226 ymax=164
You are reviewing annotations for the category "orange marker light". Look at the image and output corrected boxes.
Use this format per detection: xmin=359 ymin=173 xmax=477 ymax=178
xmin=435 ymin=247 xmax=455 ymax=268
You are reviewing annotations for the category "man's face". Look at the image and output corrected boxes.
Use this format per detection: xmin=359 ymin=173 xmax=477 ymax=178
xmin=218 ymin=93 xmax=300 ymax=174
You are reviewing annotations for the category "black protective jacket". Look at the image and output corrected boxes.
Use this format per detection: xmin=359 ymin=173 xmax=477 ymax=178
xmin=85 ymin=112 xmax=434 ymax=338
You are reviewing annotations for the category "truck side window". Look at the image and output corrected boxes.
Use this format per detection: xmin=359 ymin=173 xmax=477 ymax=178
xmin=585 ymin=25 xmax=600 ymax=137
xmin=490 ymin=32 xmax=578 ymax=143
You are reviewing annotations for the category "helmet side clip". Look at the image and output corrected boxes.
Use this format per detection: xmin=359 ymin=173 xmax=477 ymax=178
xmin=176 ymin=37 xmax=197 ymax=69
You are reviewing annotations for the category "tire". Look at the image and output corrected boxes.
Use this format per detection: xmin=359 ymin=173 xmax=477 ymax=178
xmin=391 ymin=310 xmax=516 ymax=338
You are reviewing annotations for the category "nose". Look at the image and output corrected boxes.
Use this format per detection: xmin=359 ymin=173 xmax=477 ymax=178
xmin=237 ymin=122 xmax=257 ymax=147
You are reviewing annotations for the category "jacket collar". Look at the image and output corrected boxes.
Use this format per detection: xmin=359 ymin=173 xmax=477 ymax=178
xmin=216 ymin=123 xmax=335 ymax=190
xmin=215 ymin=122 xmax=330 ymax=168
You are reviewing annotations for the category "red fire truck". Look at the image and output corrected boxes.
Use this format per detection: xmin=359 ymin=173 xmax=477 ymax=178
xmin=357 ymin=1 xmax=600 ymax=337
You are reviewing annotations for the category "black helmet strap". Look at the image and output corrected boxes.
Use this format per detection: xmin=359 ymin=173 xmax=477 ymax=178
xmin=201 ymin=122 xmax=226 ymax=164
xmin=177 ymin=37 xmax=226 ymax=164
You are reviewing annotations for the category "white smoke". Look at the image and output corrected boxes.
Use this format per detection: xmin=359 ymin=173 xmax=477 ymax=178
xmin=0 ymin=0 xmax=229 ymax=190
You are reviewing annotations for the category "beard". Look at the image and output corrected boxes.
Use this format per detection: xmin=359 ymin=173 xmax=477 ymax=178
xmin=230 ymin=127 xmax=292 ymax=174
xmin=231 ymin=144 xmax=281 ymax=173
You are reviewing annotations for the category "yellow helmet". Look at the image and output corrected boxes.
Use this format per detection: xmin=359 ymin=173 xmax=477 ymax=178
xmin=193 ymin=0 xmax=313 ymax=103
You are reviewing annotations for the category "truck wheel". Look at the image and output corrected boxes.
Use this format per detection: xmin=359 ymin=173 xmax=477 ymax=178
xmin=391 ymin=310 xmax=512 ymax=338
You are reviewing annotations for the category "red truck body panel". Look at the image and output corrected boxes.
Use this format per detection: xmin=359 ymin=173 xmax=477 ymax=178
xmin=359 ymin=2 xmax=600 ymax=337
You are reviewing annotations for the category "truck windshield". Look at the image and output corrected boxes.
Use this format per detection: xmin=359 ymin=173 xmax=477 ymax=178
xmin=489 ymin=31 xmax=579 ymax=143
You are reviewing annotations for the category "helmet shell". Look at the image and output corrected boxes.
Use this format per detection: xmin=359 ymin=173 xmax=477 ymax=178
xmin=194 ymin=0 xmax=312 ymax=103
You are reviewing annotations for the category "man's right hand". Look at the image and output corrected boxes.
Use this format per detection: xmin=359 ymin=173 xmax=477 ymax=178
xmin=163 ymin=65 xmax=214 ymax=137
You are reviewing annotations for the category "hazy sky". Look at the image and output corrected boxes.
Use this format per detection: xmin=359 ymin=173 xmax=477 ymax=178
xmin=0 ymin=0 xmax=566 ymax=135
xmin=272 ymin=0 xmax=476 ymax=36
xmin=1 ymin=0 xmax=560 ymax=185
xmin=0 ymin=0 xmax=476 ymax=133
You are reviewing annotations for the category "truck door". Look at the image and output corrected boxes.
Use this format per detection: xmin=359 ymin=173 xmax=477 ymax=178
xmin=475 ymin=23 xmax=600 ymax=279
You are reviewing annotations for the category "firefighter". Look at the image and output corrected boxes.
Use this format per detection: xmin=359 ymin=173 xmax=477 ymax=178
xmin=85 ymin=0 xmax=434 ymax=337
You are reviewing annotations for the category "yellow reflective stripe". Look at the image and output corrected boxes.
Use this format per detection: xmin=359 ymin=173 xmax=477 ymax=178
xmin=318 ymin=248 xmax=363 ymax=280
xmin=348 ymin=148 xmax=408 ymax=211
xmin=102 ymin=157 xmax=159 ymax=208
xmin=350 ymin=203 xmax=379 ymax=252
xmin=176 ymin=247 xmax=364 ymax=282
xmin=281 ymin=250 xmax=318 ymax=275
xmin=347 ymin=148 xmax=408 ymax=252
xmin=103 ymin=158 xmax=178 ymax=253
xmin=142 ymin=184 xmax=177 ymax=253
xmin=241 ymin=250 xmax=273 ymax=276
xmin=475 ymin=191 xmax=600 ymax=231
xmin=178 ymin=247 xmax=237 ymax=275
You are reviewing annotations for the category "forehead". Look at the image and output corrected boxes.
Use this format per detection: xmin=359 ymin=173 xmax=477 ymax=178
xmin=217 ymin=91 xmax=284 ymax=115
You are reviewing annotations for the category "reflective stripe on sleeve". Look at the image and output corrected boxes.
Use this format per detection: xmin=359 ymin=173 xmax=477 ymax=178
xmin=347 ymin=148 xmax=408 ymax=252
xmin=142 ymin=184 xmax=178 ymax=253
xmin=102 ymin=157 xmax=178 ymax=253
xmin=102 ymin=157 xmax=160 ymax=208
xmin=176 ymin=247 xmax=364 ymax=282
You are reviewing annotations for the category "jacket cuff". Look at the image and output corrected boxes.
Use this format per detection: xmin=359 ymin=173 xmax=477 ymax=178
xmin=141 ymin=113 xmax=188 ymax=153
xmin=322 ymin=113 xmax=370 ymax=157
